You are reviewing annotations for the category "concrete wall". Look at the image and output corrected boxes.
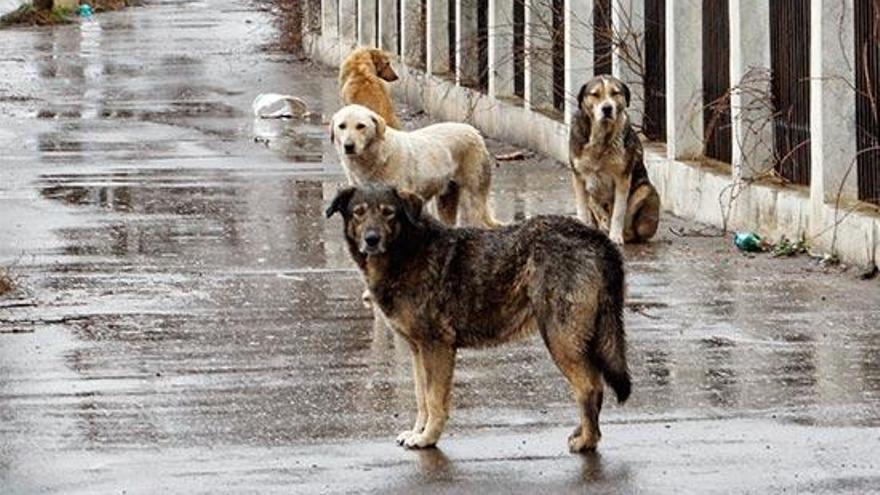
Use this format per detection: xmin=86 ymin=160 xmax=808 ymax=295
xmin=305 ymin=0 xmax=880 ymax=268
xmin=1 ymin=0 xmax=29 ymax=16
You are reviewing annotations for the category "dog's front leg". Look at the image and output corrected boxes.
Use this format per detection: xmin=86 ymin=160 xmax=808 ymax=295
xmin=608 ymin=175 xmax=631 ymax=245
xmin=403 ymin=343 xmax=455 ymax=449
xmin=397 ymin=342 xmax=428 ymax=445
xmin=571 ymin=173 xmax=594 ymax=227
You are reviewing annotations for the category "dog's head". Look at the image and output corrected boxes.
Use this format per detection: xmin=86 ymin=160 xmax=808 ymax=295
xmin=330 ymin=104 xmax=387 ymax=156
xmin=368 ymin=48 xmax=399 ymax=82
xmin=577 ymin=75 xmax=631 ymax=125
xmin=325 ymin=185 xmax=424 ymax=256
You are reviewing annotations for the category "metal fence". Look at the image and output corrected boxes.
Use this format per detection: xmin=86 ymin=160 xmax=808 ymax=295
xmin=593 ymin=0 xmax=612 ymax=75
xmin=553 ymin=0 xmax=565 ymax=111
xmin=702 ymin=0 xmax=732 ymax=163
xmin=643 ymin=0 xmax=666 ymax=142
xmin=769 ymin=0 xmax=811 ymax=185
xmin=513 ymin=0 xmax=525 ymax=98
xmin=855 ymin=0 xmax=880 ymax=205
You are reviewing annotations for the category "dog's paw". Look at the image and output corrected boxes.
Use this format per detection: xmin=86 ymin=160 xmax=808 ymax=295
xmin=609 ymin=233 xmax=625 ymax=245
xmin=403 ymin=433 xmax=437 ymax=449
xmin=396 ymin=430 xmax=415 ymax=445
xmin=362 ymin=289 xmax=374 ymax=309
xmin=568 ymin=428 xmax=599 ymax=453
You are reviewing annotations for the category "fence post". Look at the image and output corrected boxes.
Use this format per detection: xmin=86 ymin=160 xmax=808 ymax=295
xmin=524 ymin=0 xmax=554 ymax=111
xmin=612 ymin=0 xmax=645 ymax=128
xmin=489 ymin=0 xmax=516 ymax=98
xmin=402 ymin=0 xmax=426 ymax=67
xmin=810 ymin=0 xmax=858 ymax=204
xmin=729 ymin=0 xmax=773 ymax=180
xmin=428 ymin=0 xmax=451 ymax=76
xmin=323 ymin=0 xmax=339 ymax=38
xmin=456 ymin=0 xmax=480 ymax=85
xmin=665 ymin=0 xmax=703 ymax=160
xmin=339 ymin=0 xmax=357 ymax=41
xmin=564 ymin=0 xmax=594 ymax=125
xmin=378 ymin=0 xmax=399 ymax=54
xmin=359 ymin=0 xmax=377 ymax=46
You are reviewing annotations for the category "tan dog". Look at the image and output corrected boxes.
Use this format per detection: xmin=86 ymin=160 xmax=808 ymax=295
xmin=330 ymin=104 xmax=499 ymax=228
xmin=339 ymin=47 xmax=402 ymax=130
xmin=569 ymin=75 xmax=660 ymax=244
xmin=326 ymin=185 xmax=631 ymax=452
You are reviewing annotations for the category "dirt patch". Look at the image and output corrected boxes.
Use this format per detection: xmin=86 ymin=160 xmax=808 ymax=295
xmin=0 ymin=267 xmax=14 ymax=296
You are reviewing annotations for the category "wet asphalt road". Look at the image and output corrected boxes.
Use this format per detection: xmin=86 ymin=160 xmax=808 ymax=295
xmin=1 ymin=1 xmax=880 ymax=493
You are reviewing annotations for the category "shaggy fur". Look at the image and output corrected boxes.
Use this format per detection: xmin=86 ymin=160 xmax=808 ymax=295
xmin=327 ymin=185 xmax=631 ymax=452
xmin=331 ymin=104 xmax=499 ymax=228
xmin=570 ymin=75 xmax=660 ymax=244
xmin=339 ymin=47 xmax=402 ymax=129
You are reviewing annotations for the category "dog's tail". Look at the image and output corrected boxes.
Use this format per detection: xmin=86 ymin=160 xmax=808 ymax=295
xmin=593 ymin=246 xmax=631 ymax=403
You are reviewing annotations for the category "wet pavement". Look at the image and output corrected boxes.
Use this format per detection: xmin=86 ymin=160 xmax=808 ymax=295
xmin=1 ymin=1 xmax=879 ymax=493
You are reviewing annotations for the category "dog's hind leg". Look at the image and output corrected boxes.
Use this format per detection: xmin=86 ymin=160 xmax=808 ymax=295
xmin=436 ymin=181 xmax=460 ymax=225
xmin=397 ymin=340 xmax=429 ymax=445
xmin=542 ymin=328 xmax=605 ymax=452
xmin=627 ymin=185 xmax=660 ymax=242
xmin=403 ymin=343 xmax=456 ymax=449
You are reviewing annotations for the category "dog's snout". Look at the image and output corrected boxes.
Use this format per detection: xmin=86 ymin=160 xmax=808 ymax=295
xmin=344 ymin=143 xmax=356 ymax=154
xmin=364 ymin=231 xmax=381 ymax=247
xmin=601 ymin=104 xmax=614 ymax=118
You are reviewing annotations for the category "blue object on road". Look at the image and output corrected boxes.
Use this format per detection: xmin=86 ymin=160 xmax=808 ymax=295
xmin=79 ymin=4 xmax=93 ymax=17
xmin=734 ymin=232 xmax=764 ymax=252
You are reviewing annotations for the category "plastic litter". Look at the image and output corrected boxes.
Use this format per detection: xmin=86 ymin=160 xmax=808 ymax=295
xmin=734 ymin=232 xmax=764 ymax=252
xmin=252 ymin=94 xmax=309 ymax=119
xmin=78 ymin=4 xmax=93 ymax=17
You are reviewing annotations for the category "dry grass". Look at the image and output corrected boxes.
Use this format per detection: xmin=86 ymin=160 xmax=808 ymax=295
xmin=0 ymin=3 xmax=72 ymax=26
xmin=0 ymin=0 xmax=141 ymax=27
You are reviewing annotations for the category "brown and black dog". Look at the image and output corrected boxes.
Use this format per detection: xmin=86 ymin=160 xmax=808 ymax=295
xmin=570 ymin=75 xmax=660 ymax=244
xmin=339 ymin=47 xmax=402 ymax=129
xmin=327 ymin=184 xmax=631 ymax=453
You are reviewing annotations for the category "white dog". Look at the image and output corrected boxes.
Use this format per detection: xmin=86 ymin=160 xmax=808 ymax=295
xmin=330 ymin=104 xmax=498 ymax=228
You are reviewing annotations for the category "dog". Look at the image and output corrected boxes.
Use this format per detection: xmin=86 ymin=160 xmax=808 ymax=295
xmin=326 ymin=184 xmax=631 ymax=452
xmin=339 ymin=47 xmax=402 ymax=130
xmin=569 ymin=75 xmax=660 ymax=244
xmin=330 ymin=104 xmax=499 ymax=228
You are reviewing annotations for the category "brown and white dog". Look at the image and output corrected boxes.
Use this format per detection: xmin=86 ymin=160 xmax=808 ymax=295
xmin=569 ymin=75 xmax=660 ymax=244
xmin=338 ymin=47 xmax=402 ymax=129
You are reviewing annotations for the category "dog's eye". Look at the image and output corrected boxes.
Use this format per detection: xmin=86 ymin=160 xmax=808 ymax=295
xmin=356 ymin=123 xmax=366 ymax=130
xmin=611 ymin=91 xmax=621 ymax=97
xmin=590 ymin=92 xmax=600 ymax=98
xmin=352 ymin=205 xmax=367 ymax=216
xmin=380 ymin=205 xmax=396 ymax=217
xmin=338 ymin=123 xmax=346 ymax=130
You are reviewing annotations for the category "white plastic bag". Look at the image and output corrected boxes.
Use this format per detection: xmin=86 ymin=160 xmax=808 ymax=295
xmin=252 ymin=94 xmax=310 ymax=119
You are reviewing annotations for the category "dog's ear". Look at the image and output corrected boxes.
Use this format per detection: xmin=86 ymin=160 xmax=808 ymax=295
xmin=395 ymin=189 xmax=424 ymax=226
xmin=577 ymin=83 xmax=588 ymax=107
xmin=371 ymin=113 xmax=386 ymax=140
xmin=373 ymin=51 xmax=399 ymax=82
xmin=326 ymin=187 xmax=356 ymax=218
xmin=619 ymin=81 xmax=631 ymax=107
